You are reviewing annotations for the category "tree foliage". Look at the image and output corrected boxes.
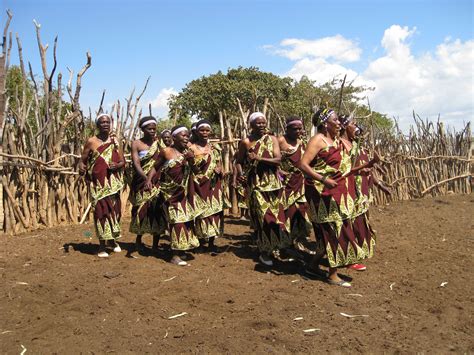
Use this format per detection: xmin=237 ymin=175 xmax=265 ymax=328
xmin=168 ymin=67 xmax=393 ymax=134
xmin=6 ymin=66 xmax=34 ymax=118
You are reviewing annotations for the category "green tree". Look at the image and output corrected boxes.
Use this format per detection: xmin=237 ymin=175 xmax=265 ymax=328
xmin=6 ymin=66 xmax=35 ymax=121
xmin=169 ymin=67 xmax=393 ymax=135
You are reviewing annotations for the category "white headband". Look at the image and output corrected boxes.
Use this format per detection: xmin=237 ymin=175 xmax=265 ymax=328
xmin=197 ymin=123 xmax=211 ymax=129
xmin=96 ymin=113 xmax=111 ymax=123
xmin=286 ymin=119 xmax=303 ymax=127
xmin=172 ymin=127 xmax=188 ymax=136
xmin=249 ymin=112 xmax=265 ymax=123
xmin=140 ymin=119 xmax=156 ymax=128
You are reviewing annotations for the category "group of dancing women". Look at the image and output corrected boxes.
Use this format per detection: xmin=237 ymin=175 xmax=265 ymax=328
xmin=79 ymin=108 xmax=390 ymax=287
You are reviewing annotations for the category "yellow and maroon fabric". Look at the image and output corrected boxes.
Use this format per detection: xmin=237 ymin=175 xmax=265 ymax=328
xmin=245 ymin=134 xmax=291 ymax=253
xmin=128 ymin=140 xmax=166 ymax=236
xmin=305 ymin=139 xmax=373 ymax=267
xmin=348 ymin=140 xmax=376 ymax=261
xmin=159 ymin=154 xmax=200 ymax=250
xmin=192 ymin=143 xmax=227 ymax=240
xmin=87 ymin=141 xmax=124 ymax=241
xmin=280 ymin=142 xmax=312 ymax=241
xmin=350 ymin=140 xmax=373 ymax=217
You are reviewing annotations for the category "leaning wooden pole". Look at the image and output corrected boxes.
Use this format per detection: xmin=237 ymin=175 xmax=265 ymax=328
xmin=337 ymin=74 xmax=347 ymax=114
xmin=0 ymin=9 xmax=13 ymax=231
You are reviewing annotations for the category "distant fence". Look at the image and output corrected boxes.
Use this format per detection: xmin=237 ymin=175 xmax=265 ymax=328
xmin=370 ymin=120 xmax=472 ymax=205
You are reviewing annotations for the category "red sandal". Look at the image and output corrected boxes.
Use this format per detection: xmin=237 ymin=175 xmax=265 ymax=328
xmin=347 ymin=263 xmax=367 ymax=271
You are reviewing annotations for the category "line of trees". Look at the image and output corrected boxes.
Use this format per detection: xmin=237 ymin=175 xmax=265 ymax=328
xmin=167 ymin=66 xmax=393 ymax=137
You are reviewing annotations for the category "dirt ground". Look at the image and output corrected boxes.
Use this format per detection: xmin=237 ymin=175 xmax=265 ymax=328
xmin=0 ymin=194 xmax=473 ymax=354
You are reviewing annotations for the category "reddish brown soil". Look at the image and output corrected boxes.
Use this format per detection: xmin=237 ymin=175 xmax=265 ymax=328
xmin=1 ymin=194 xmax=473 ymax=353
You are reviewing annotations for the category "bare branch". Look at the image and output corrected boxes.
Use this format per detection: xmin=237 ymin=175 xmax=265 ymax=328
xmin=421 ymin=174 xmax=472 ymax=196
xmin=57 ymin=72 xmax=62 ymax=100
xmin=15 ymin=33 xmax=26 ymax=79
xmin=366 ymin=96 xmax=375 ymax=149
xmin=72 ymin=51 xmax=91 ymax=110
xmin=48 ymin=35 xmax=58 ymax=93
xmin=97 ymin=89 xmax=106 ymax=114
xmin=136 ymin=76 xmax=150 ymax=103
xmin=337 ymin=74 xmax=347 ymax=114
xmin=125 ymin=76 xmax=151 ymax=146
xmin=6 ymin=31 xmax=12 ymax=70
xmin=33 ymin=19 xmax=49 ymax=85
xmin=66 ymin=67 xmax=74 ymax=102
xmin=1 ymin=9 xmax=13 ymax=56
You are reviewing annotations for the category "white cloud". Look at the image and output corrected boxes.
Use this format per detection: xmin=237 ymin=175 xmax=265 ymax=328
xmin=267 ymin=35 xmax=361 ymax=62
xmin=266 ymin=25 xmax=474 ymax=129
xmin=364 ymin=25 xmax=473 ymax=128
xmin=265 ymin=34 xmax=372 ymax=98
xmin=148 ymin=87 xmax=177 ymax=117
xmin=284 ymin=57 xmax=368 ymax=87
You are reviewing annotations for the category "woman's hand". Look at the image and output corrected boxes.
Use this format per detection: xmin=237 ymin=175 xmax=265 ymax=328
xmin=108 ymin=161 xmax=124 ymax=172
xmin=368 ymin=151 xmax=381 ymax=167
xmin=360 ymin=167 xmax=371 ymax=176
xmin=237 ymin=174 xmax=247 ymax=184
xmin=248 ymin=152 xmax=259 ymax=162
xmin=323 ymin=177 xmax=338 ymax=189
xmin=184 ymin=149 xmax=195 ymax=161
xmin=108 ymin=162 xmax=118 ymax=171
xmin=144 ymin=178 xmax=153 ymax=191
xmin=379 ymin=183 xmax=391 ymax=196
xmin=78 ymin=161 xmax=86 ymax=175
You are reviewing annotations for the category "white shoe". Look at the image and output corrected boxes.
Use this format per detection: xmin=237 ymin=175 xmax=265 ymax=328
xmin=328 ymin=279 xmax=352 ymax=288
xmin=98 ymin=251 xmax=109 ymax=258
xmin=259 ymin=254 xmax=273 ymax=266
xmin=171 ymin=256 xmax=187 ymax=266
xmin=113 ymin=244 xmax=122 ymax=253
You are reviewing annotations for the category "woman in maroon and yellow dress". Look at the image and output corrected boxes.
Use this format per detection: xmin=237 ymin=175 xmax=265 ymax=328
xmin=339 ymin=115 xmax=390 ymax=271
xmin=278 ymin=116 xmax=312 ymax=252
xmin=234 ymin=112 xmax=291 ymax=266
xmin=300 ymin=108 xmax=377 ymax=287
xmin=189 ymin=119 xmax=226 ymax=253
xmin=160 ymin=129 xmax=173 ymax=148
xmin=129 ymin=116 xmax=167 ymax=252
xmin=147 ymin=125 xmax=200 ymax=266
xmin=79 ymin=113 xmax=125 ymax=258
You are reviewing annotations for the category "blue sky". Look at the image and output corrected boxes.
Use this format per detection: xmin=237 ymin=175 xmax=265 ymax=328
xmin=3 ymin=0 xmax=473 ymax=129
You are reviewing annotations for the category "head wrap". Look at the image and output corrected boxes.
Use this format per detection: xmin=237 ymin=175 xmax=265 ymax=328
xmin=339 ymin=115 xmax=352 ymax=129
xmin=249 ymin=112 xmax=265 ymax=124
xmin=96 ymin=113 xmax=111 ymax=124
xmin=139 ymin=116 xmax=157 ymax=129
xmin=171 ymin=125 xmax=188 ymax=136
xmin=191 ymin=122 xmax=198 ymax=131
xmin=196 ymin=119 xmax=212 ymax=130
xmin=320 ymin=108 xmax=335 ymax=122
xmin=313 ymin=108 xmax=335 ymax=127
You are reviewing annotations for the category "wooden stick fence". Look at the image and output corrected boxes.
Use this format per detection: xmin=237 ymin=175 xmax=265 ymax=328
xmin=369 ymin=119 xmax=472 ymax=205
xmin=0 ymin=12 xmax=148 ymax=234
